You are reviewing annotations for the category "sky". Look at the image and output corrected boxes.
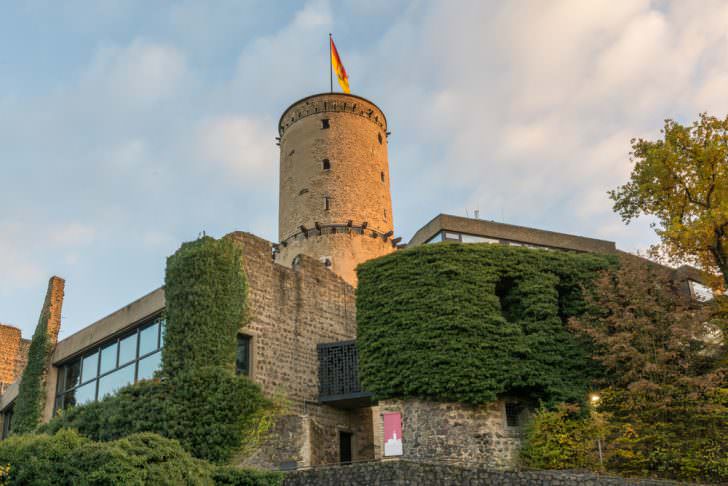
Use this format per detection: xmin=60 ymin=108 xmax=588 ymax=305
xmin=2 ymin=0 xmax=728 ymax=339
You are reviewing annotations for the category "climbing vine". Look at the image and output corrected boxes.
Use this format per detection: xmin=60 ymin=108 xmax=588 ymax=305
xmin=356 ymin=243 xmax=615 ymax=405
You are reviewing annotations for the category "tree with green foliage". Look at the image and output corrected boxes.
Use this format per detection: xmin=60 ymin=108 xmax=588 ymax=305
xmin=356 ymin=243 xmax=615 ymax=406
xmin=610 ymin=114 xmax=728 ymax=289
xmin=525 ymin=256 xmax=727 ymax=482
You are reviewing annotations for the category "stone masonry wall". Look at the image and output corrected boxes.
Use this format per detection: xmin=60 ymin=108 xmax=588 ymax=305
xmin=284 ymin=461 xmax=700 ymax=486
xmin=228 ymin=232 xmax=375 ymax=469
xmin=277 ymin=93 xmax=394 ymax=287
xmin=377 ymin=398 xmax=528 ymax=469
xmin=0 ymin=325 xmax=23 ymax=393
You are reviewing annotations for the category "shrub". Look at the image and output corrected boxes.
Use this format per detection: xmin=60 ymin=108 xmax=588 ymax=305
xmin=41 ymin=372 xmax=269 ymax=463
xmin=211 ymin=466 xmax=283 ymax=486
xmin=0 ymin=429 xmax=213 ymax=485
xmin=356 ymin=243 xmax=614 ymax=405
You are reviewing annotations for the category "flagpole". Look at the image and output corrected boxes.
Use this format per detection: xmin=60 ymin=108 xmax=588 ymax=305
xmin=329 ymin=33 xmax=333 ymax=93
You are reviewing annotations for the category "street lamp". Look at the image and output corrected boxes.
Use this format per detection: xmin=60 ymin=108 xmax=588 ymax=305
xmin=589 ymin=393 xmax=604 ymax=468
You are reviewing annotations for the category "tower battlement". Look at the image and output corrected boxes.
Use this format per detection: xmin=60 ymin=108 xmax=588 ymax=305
xmin=278 ymin=93 xmax=387 ymax=137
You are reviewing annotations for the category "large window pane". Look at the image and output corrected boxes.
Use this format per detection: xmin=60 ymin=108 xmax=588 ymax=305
xmin=81 ymin=351 xmax=98 ymax=382
xmin=118 ymin=333 xmax=137 ymax=365
xmin=65 ymin=381 xmax=96 ymax=408
xmin=97 ymin=364 xmax=134 ymax=400
xmin=137 ymin=352 xmax=161 ymax=381
xmin=139 ymin=323 xmax=158 ymax=356
xmin=99 ymin=343 xmax=117 ymax=374
xmin=65 ymin=360 xmax=81 ymax=390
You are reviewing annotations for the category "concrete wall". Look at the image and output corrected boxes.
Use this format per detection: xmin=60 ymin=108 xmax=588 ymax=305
xmin=376 ymin=398 xmax=527 ymax=469
xmin=229 ymin=232 xmax=375 ymax=468
xmin=283 ymin=461 xmax=695 ymax=486
xmin=277 ymin=93 xmax=395 ymax=286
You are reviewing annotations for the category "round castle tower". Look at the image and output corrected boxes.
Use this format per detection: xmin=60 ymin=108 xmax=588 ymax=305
xmin=276 ymin=93 xmax=395 ymax=286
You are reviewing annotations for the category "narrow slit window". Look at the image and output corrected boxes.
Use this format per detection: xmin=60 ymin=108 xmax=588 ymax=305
xmin=378 ymin=132 xmax=383 ymax=144
xmin=322 ymin=159 xmax=331 ymax=170
xmin=380 ymin=171 xmax=385 ymax=182
xmin=324 ymin=196 xmax=331 ymax=211
xmin=321 ymin=119 xmax=330 ymax=129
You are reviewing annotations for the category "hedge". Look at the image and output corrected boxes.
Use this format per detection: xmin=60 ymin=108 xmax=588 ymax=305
xmin=0 ymin=429 xmax=212 ymax=485
xmin=356 ymin=243 xmax=615 ymax=405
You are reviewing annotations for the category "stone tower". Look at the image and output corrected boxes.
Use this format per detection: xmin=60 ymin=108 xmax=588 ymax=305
xmin=276 ymin=93 xmax=395 ymax=286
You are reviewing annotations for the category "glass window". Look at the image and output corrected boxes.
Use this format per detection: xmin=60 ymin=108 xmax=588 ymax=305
xmin=54 ymin=314 xmax=165 ymax=413
xmin=139 ymin=323 xmax=158 ymax=356
xmin=426 ymin=232 xmax=444 ymax=244
xmin=236 ymin=335 xmax=251 ymax=375
xmin=443 ymin=232 xmax=461 ymax=241
xmin=137 ymin=352 xmax=161 ymax=381
xmin=99 ymin=342 xmax=117 ymax=374
xmin=81 ymin=351 xmax=98 ymax=382
xmin=159 ymin=320 xmax=166 ymax=347
xmin=118 ymin=333 xmax=137 ymax=365
xmin=461 ymin=234 xmax=499 ymax=244
xmin=65 ymin=360 xmax=82 ymax=390
xmin=98 ymin=364 xmax=135 ymax=400
xmin=66 ymin=381 xmax=96 ymax=407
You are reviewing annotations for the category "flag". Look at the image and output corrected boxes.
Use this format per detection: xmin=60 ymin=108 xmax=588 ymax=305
xmin=330 ymin=36 xmax=350 ymax=93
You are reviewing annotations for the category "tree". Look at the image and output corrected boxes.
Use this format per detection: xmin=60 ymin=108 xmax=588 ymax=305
xmin=610 ymin=114 xmax=728 ymax=289
xmin=569 ymin=256 xmax=727 ymax=482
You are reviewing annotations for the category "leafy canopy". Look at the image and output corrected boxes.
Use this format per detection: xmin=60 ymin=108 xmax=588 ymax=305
xmin=610 ymin=114 xmax=728 ymax=288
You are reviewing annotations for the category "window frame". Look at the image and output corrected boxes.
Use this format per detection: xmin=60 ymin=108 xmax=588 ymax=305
xmin=54 ymin=315 xmax=165 ymax=413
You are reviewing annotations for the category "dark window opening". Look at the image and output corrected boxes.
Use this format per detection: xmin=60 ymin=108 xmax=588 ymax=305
xmin=321 ymin=119 xmax=330 ymax=129
xmin=505 ymin=402 xmax=523 ymax=427
xmin=383 ymin=209 xmax=387 ymax=220
xmin=339 ymin=431 xmax=353 ymax=464
xmin=324 ymin=196 xmax=331 ymax=211
xmin=299 ymin=188 xmax=309 ymax=195
xmin=495 ymin=277 xmax=517 ymax=323
xmin=236 ymin=335 xmax=251 ymax=376
xmin=322 ymin=159 xmax=331 ymax=170
xmin=378 ymin=132 xmax=383 ymax=144
xmin=380 ymin=171 xmax=385 ymax=182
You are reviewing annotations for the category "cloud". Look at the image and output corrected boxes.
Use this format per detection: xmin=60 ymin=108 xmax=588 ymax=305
xmin=50 ymin=223 xmax=97 ymax=246
xmin=196 ymin=115 xmax=277 ymax=187
xmin=0 ymin=223 xmax=45 ymax=294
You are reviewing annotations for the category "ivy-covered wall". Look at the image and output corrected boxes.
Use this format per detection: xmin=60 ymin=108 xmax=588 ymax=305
xmin=162 ymin=236 xmax=247 ymax=376
xmin=42 ymin=236 xmax=270 ymax=464
xmin=356 ymin=243 xmax=615 ymax=406
xmin=12 ymin=277 xmax=64 ymax=435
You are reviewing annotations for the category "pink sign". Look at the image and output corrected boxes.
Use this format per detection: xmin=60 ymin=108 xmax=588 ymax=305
xmin=383 ymin=412 xmax=403 ymax=456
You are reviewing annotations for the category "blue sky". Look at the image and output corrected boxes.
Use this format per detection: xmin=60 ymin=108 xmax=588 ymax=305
xmin=3 ymin=0 xmax=728 ymax=339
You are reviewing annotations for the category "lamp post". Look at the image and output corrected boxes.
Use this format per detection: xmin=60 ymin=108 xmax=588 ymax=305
xmin=590 ymin=394 xmax=604 ymax=468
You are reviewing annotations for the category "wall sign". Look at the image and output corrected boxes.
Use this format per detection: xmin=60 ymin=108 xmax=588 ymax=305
xmin=383 ymin=412 xmax=403 ymax=456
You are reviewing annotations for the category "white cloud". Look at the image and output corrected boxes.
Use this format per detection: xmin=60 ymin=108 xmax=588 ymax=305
xmin=197 ymin=115 xmax=277 ymax=186
xmin=50 ymin=223 xmax=97 ymax=246
xmin=82 ymin=39 xmax=189 ymax=104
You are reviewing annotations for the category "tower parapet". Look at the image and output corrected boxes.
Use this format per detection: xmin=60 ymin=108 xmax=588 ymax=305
xmin=276 ymin=93 xmax=395 ymax=286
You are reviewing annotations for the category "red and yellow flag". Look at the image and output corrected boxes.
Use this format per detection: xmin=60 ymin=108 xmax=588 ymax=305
xmin=330 ymin=36 xmax=350 ymax=93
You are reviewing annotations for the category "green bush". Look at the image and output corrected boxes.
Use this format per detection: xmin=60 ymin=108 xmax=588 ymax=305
xmin=42 ymin=371 xmax=269 ymax=463
xmin=0 ymin=429 xmax=213 ymax=485
xmin=356 ymin=243 xmax=614 ymax=405
xmin=162 ymin=236 xmax=247 ymax=376
xmin=211 ymin=466 xmax=283 ymax=486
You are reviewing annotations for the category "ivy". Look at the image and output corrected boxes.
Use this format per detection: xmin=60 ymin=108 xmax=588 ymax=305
xmin=356 ymin=243 xmax=615 ymax=405
xmin=12 ymin=287 xmax=55 ymax=434
xmin=162 ymin=236 xmax=248 ymax=376
xmin=42 ymin=236 xmax=275 ymax=465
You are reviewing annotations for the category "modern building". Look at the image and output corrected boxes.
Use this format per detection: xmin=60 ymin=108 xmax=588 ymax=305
xmin=0 ymin=92 xmax=714 ymax=468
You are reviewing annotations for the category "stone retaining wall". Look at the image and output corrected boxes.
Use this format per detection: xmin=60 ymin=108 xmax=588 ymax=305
xmin=284 ymin=460 xmax=698 ymax=486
